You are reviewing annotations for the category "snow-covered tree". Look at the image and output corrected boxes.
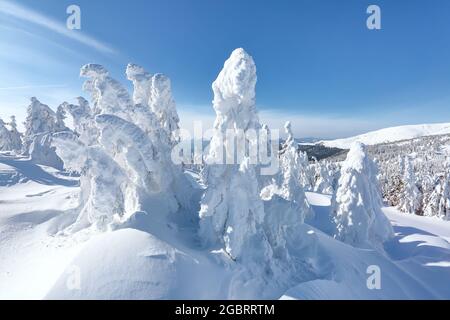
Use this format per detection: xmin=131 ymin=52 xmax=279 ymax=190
xmin=276 ymin=121 xmax=313 ymax=218
xmin=424 ymin=169 xmax=450 ymax=220
xmin=80 ymin=64 xmax=133 ymax=120
xmin=126 ymin=63 xmax=153 ymax=107
xmin=8 ymin=115 xmax=22 ymax=152
xmin=260 ymin=121 xmax=317 ymax=276
xmin=0 ymin=118 xmax=12 ymax=151
xmin=149 ymin=73 xmax=180 ymax=146
xmin=55 ymin=104 xmax=69 ymax=132
xmin=52 ymin=131 xmax=128 ymax=231
xmin=438 ymin=179 xmax=450 ymax=220
xmin=314 ymin=160 xmax=334 ymax=195
xmin=22 ymin=97 xmax=62 ymax=168
xmin=332 ymin=142 xmax=393 ymax=249
xmin=23 ymin=97 xmax=57 ymax=140
xmin=199 ymin=48 xmax=270 ymax=261
xmin=54 ymin=63 xmax=193 ymax=232
xmin=63 ymin=97 xmax=96 ymax=146
xmin=398 ymin=157 xmax=422 ymax=214
xmin=0 ymin=116 xmax=21 ymax=152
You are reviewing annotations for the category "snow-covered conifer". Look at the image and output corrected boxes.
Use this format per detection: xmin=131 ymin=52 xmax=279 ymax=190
xmin=199 ymin=48 xmax=270 ymax=261
xmin=149 ymin=73 xmax=180 ymax=145
xmin=332 ymin=142 xmax=393 ymax=249
xmin=0 ymin=118 xmax=12 ymax=151
xmin=22 ymin=97 xmax=62 ymax=168
xmin=398 ymin=157 xmax=422 ymax=214
xmin=55 ymin=104 xmax=69 ymax=132
xmin=314 ymin=161 xmax=334 ymax=195
xmin=8 ymin=116 xmax=22 ymax=152
xmin=80 ymin=64 xmax=133 ymax=120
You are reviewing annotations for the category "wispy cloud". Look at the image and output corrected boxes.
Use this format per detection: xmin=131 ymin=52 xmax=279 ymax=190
xmin=0 ymin=0 xmax=116 ymax=54
xmin=0 ymin=84 xmax=67 ymax=91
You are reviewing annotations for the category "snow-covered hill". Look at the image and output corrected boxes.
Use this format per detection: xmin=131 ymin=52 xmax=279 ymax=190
xmin=320 ymin=123 xmax=450 ymax=149
xmin=1 ymin=153 xmax=450 ymax=299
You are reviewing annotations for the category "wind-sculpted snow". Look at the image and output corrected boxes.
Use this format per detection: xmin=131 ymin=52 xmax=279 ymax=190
xmin=52 ymin=131 xmax=128 ymax=231
xmin=332 ymin=142 xmax=394 ymax=250
xmin=211 ymin=48 xmax=259 ymax=133
xmin=63 ymin=97 xmax=91 ymax=130
xmin=149 ymin=73 xmax=180 ymax=145
xmin=398 ymin=157 xmax=422 ymax=214
xmin=80 ymin=63 xmax=133 ymax=120
xmin=199 ymin=48 xmax=270 ymax=262
xmin=95 ymin=114 xmax=168 ymax=194
xmin=22 ymin=97 xmax=66 ymax=169
xmin=0 ymin=117 xmax=21 ymax=152
xmin=198 ymin=49 xmax=323 ymax=296
xmin=52 ymin=62 xmax=189 ymax=231
xmin=314 ymin=161 xmax=335 ymax=195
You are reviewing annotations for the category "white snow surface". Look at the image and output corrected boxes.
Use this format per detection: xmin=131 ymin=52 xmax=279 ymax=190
xmin=1 ymin=152 xmax=450 ymax=299
xmin=320 ymin=122 xmax=450 ymax=149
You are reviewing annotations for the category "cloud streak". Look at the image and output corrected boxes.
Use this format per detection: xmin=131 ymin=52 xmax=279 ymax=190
xmin=0 ymin=0 xmax=116 ymax=54
xmin=0 ymin=84 xmax=67 ymax=91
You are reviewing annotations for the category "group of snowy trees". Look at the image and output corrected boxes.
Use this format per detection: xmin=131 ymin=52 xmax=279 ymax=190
xmin=50 ymin=62 xmax=191 ymax=231
xmin=372 ymin=136 xmax=450 ymax=220
xmin=320 ymin=134 xmax=450 ymax=221
xmin=0 ymin=96 xmax=72 ymax=169
xmin=7 ymin=48 xmax=400 ymax=294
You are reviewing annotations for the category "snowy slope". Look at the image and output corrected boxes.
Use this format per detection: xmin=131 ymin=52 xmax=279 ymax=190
xmin=320 ymin=123 xmax=450 ymax=149
xmin=282 ymin=193 xmax=450 ymax=300
xmin=1 ymin=156 xmax=450 ymax=300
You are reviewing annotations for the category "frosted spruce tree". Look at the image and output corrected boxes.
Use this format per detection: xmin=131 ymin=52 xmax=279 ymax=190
xmin=8 ymin=116 xmax=22 ymax=152
xmin=424 ymin=170 xmax=450 ymax=220
xmin=199 ymin=48 xmax=271 ymax=262
xmin=0 ymin=116 xmax=22 ymax=152
xmin=314 ymin=161 xmax=334 ymax=195
xmin=0 ymin=118 xmax=13 ymax=151
xmin=52 ymin=131 xmax=127 ymax=231
xmin=260 ymin=121 xmax=317 ymax=278
xmin=398 ymin=157 xmax=422 ymax=214
xmin=199 ymin=50 xmax=319 ymax=298
xmin=54 ymin=63 xmax=191 ymax=232
xmin=149 ymin=73 xmax=180 ymax=146
xmin=22 ymin=97 xmax=63 ymax=168
xmin=276 ymin=121 xmax=313 ymax=218
xmin=438 ymin=179 xmax=450 ymax=220
xmin=55 ymin=104 xmax=69 ymax=132
xmin=332 ymin=142 xmax=393 ymax=249
xmin=80 ymin=64 xmax=133 ymax=120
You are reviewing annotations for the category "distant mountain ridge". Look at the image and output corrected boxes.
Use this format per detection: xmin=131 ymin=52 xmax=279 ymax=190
xmin=318 ymin=122 xmax=450 ymax=149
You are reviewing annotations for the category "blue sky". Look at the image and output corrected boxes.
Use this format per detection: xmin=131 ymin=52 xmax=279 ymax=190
xmin=1 ymin=0 xmax=450 ymax=138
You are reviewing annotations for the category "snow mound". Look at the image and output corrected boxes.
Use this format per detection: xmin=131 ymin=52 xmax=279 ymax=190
xmin=45 ymin=228 xmax=225 ymax=299
xmin=320 ymin=122 xmax=450 ymax=149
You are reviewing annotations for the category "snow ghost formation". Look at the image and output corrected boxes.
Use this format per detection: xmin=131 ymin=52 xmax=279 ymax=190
xmin=273 ymin=121 xmax=313 ymax=220
xmin=199 ymin=48 xmax=270 ymax=261
xmin=398 ymin=157 xmax=422 ymax=214
xmin=314 ymin=161 xmax=334 ymax=195
xmin=424 ymin=162 xmax=450 ymax=220
xmin=0 ymin=116 xmax=22 ymax=152
xmin=53 ymin=62 xmax=187 ymax=231
xmin=332 ymin=142 xmax=394 ymax=249
xmin=199 ymin=49 xmax=319 ymax=296
xmin=22 ymin=97 xmax=64 ymax=169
